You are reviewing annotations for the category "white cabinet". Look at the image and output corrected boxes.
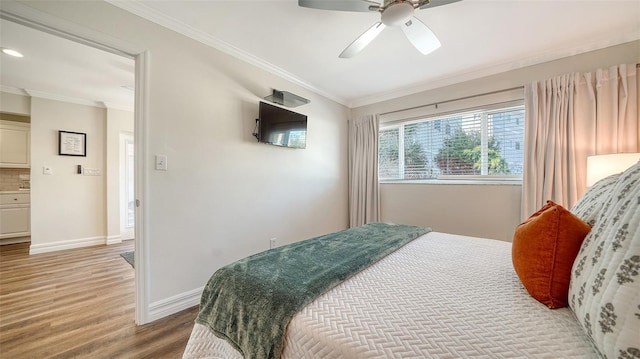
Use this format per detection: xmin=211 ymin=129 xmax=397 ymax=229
xmin=0 ymin=192 xmax=30 ymax=239
xmin=0 ymin=120 xmax=30 ymax=168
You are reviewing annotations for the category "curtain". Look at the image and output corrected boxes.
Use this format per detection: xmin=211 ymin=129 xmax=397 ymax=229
xmin=348 ymin=114 xmax=380 ymax=227
xmin=522 ymin=64 xmax=638 ymax=220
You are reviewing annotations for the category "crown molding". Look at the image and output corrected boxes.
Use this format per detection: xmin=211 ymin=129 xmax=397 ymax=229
xmin=105 ymin=0 xmax=347 ymax=107
xmin=101 ymin=101 xmax=134 ymax=112
xmin=24 ymin=88 xmax=104 ymax=108
xmin=348 ymin=31 xmax=640 ymax=108
xmin=105 ymin=0 xmax=640 ymax=110
xmin=1 ymin=86 xmax=133 ymax=111
xmin=0 ymin=85 xmax=29 ymax=96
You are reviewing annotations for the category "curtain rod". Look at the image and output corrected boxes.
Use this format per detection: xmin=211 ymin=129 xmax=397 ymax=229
xmin=378 ymin=86 xmax=524 ymax=116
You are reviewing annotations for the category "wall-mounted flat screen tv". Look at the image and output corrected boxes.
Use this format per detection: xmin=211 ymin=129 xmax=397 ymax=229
xmin=258 ymin=101 xmax=307 ymax=149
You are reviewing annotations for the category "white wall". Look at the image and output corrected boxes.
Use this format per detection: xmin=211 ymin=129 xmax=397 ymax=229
xmin=30 ymin=97 xmax=107 ymax=253
xmin=0 ymin=91 xmax=30 ymax=115
xmin=1 ymin=93 xmax=133 ymax=248
xmin=106 ymin=108 xmax=134 ymax=243
xmin=381 ymin=184 xmax=522 ymax=241
xmin=353 ymin=41 xmax=640 ymax=242
xmin=10 ymin=1 xmax=350 ymax=316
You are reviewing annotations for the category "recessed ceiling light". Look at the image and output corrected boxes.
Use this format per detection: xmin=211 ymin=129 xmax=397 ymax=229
xmin=2 ymin=48 xmax=24 ymax=58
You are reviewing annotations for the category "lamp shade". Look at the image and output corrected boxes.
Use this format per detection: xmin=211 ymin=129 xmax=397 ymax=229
xmin=586 ymin=153 xmax=640 ymax=187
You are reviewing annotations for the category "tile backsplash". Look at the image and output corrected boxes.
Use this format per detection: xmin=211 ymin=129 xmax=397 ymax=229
xmin=0 ymin=168 xmax=30 ymax=191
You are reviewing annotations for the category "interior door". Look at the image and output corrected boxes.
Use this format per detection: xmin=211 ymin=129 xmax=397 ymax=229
xmin=120 ymin=132 xmax=134 ymax=240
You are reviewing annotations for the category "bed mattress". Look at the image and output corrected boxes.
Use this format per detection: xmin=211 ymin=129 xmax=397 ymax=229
xmin=183 ymin=231 xmax=596 ymax=358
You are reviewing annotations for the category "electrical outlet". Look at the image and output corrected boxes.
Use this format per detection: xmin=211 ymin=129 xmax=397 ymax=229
xmin=270 ymin=238 xmax=277 ymax=249
xmin=83 ymin=168 xmax=101 ymax=176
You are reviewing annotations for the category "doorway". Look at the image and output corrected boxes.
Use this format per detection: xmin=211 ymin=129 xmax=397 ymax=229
xmin=0 ymin=5 xmax=148 ymax=324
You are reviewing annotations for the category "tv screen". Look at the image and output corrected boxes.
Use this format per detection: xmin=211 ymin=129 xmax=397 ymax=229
xmin=258 ymin=101 xmax=307 ymax=149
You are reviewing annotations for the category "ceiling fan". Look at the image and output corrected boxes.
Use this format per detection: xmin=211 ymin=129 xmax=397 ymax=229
xmin=299 ymin=0 xmax=461 ymax=58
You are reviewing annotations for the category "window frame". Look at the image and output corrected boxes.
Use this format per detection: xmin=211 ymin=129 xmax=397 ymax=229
xmin=378 ymin=101 xmax=525 ymax=185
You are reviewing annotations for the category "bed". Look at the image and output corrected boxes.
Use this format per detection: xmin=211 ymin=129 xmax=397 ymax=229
xmin=183 ymin=161 xmax=640 ymax=359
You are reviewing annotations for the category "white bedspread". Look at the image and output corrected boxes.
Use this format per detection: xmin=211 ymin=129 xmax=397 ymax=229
xmin=183 ymin=232 xmax=596 ymax=358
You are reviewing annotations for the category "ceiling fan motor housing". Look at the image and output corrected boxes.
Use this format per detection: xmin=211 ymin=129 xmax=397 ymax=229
xmin=381 ymin=2 xmax=415 ymax=26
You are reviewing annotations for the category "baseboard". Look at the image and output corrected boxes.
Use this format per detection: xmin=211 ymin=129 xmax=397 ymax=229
xmin=0 ymin=236 xmax=30 ymax=245
xmin=29 ymin=236 xmax=106 ymax=255
xmin=147 ymin=286 xmax=203 ymax=322
xmin=106 ymin=235 xmax=122 ymax=245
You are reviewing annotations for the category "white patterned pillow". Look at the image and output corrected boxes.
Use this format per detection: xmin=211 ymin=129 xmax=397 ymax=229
xmin=571 ymin=173 xmax=621 ymax=227
xmin=568 ymin=161 xmax=640 ymax=359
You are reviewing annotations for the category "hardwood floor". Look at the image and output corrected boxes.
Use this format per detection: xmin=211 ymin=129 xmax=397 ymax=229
xmin=0 ymin=241 xmax=198 ymax=358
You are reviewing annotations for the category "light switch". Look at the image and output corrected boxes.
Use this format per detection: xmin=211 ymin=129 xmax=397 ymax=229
xmin=43 ymin=166 xmax=53 ymax=175
xmin=155 ymin=155 xmax=167 ymax=171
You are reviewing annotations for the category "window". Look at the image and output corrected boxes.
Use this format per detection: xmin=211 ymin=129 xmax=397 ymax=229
xmin=379 ymin=104 xmax=524 ymax=181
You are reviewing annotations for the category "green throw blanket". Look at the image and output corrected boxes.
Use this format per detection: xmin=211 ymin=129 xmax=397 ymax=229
xmin=196 ymin=222 xmax=431 ymax=359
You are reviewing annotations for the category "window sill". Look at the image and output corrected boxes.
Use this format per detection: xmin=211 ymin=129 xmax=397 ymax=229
xmin=379 ymin=179 xmax=522 ymax=186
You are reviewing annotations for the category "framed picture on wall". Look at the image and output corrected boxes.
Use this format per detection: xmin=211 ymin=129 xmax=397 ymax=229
xmin=58 ymin=131 xmax=87 ymax=157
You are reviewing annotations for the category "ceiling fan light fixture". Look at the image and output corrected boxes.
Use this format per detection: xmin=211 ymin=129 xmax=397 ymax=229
xmin=300 ymin=0 xmax=457 ymax=58
xmin=381 ymin=2 xmax=414 ymax=26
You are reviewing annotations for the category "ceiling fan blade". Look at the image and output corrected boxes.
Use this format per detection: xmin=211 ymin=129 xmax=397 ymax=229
xmin=339 ymin=22 xmax=386 ymax=58
xmin=299 ymin=0 xmax=380 ymax=12
xmin=400 ymin=16 xmax=441 ymax=55
xmin=419 ymin=0 xmax=462 ymax=10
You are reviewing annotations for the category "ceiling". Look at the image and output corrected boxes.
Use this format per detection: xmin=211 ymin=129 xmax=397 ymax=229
xmin=1 ymin=1 xmax=639 ymax=110
xmin=0 ymin=18 xmax=135 ymax=111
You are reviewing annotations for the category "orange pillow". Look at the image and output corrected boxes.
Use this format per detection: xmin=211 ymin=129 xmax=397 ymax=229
xmin=512 ymin=200 xmax=591 ymax=308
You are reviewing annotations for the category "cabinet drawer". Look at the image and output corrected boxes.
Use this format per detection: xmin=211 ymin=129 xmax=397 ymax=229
xmin=0 ymin=193 xmax=30 ymax=205
xmin=0 ymin=206 xmax=30 ymax=237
